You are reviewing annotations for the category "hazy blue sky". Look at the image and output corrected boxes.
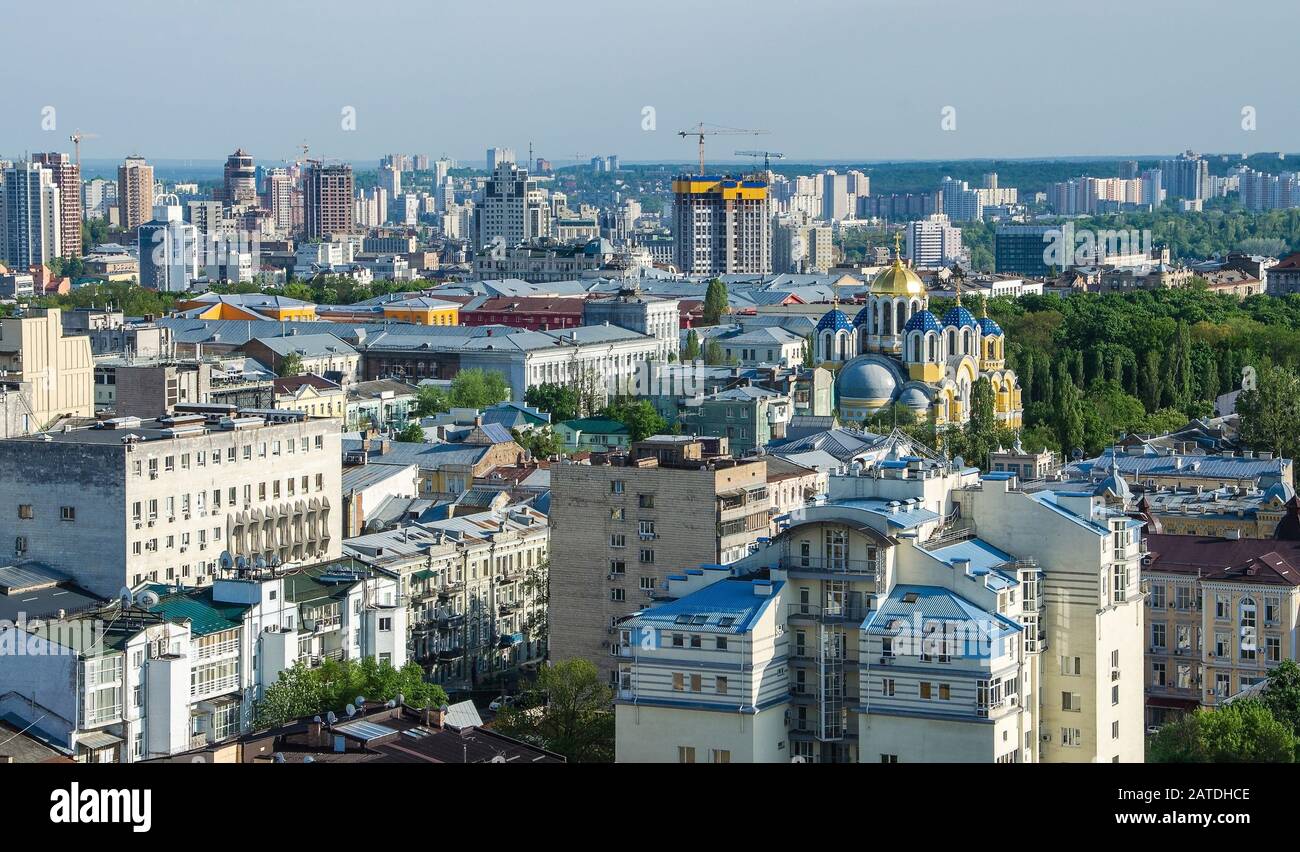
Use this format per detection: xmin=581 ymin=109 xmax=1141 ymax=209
xmin=2 ymin=0 xmax=1296 ymax=166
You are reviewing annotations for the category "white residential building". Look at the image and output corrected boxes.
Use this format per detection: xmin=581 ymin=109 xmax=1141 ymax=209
xmin=613 ymin=458 xmax=1146 ymax=763
xmin=0 ymin=558 xmax=405 ymax=762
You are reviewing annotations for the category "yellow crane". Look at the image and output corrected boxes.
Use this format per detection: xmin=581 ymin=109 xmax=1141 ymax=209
xmin=677 ymin=124 xmax=767 ymax=175
xmin=68 ymin=130 xmax=99 ymax=167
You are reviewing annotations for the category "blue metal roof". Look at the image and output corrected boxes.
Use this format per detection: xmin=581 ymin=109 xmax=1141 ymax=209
xmin=1064 ymin=449 xmax=1288 ymax=483
xmin=903 ymin=310 xmax=942 ymax=333
xmin=977 ymin=317 xmax=1003 ymax=336
xmin=628 ymin=577 xmax=783 ymax=634
xmin=816 ymin=307 xmax=853 ymax=332
xmin=941 ymin=304 xmax=977 ymax=329
xmin=853 ymin=304 xmax=872 ymax=326
xmin=927 ymin=538 xmax=1015 ymax=575
xmin=863 ymin=584 xmax=1021 ymax=655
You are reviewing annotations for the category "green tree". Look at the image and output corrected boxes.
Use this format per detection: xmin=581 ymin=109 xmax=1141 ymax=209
xmin=491 ymin=659 xmax=614 ymax=762
xmin=1237 ymin=363 xmax=1300 ymax=469
xmin=702 ymin=278 xmax=729 ymax=325
xmin=601 ymin=398 xmax=668 ymax=442
xmin=395 ymin=421 xmax=426 ymax=443
xmin=524 ymin=382 xmax=580 ymax=423
xmin=704 ymin=340 xmax=726 ymax=366
xmin=683 ymin=329 xmax=702 ymax=362
xmin=1149 ymin=700 xmax=1295 ymax=763
xmin=512 ymin=427 xmax=564 ymax=458
xmin=1052 ymin=365 xmax=1085 ymax=458
xmin=255 ymin=659 xmax=447 ymax=730
xmin=414 ymin=385 xmax=450 ymax=417
xmin=448 ymin=368 xmax=510 ymax=409
xmin=1259 ymin=659 xmax=1300 ymax=744
xmin=277 ymin=353 xmax=304 ymax=378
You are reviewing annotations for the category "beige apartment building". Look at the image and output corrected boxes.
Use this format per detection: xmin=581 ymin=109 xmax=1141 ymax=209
xmin=1142 ymin=532 xmax=1300 ymax=727
xmin=0 ymin=307 xmax=94 ymax=432
xmin=118 ymin=156 xmax=155 ymax=231
xmin=549 ymin=436 xmax=771 ymax=681
xmin=0 ymin=407 xmax=343 ymax=597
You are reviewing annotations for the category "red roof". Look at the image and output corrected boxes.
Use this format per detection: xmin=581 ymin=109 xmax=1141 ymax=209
xmin=1144 ymin=534 xmax=1300 ymax=586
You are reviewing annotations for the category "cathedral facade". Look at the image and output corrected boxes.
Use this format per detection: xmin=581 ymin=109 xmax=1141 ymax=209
xmin=814 ymin=255 xmax=1022 ymax=427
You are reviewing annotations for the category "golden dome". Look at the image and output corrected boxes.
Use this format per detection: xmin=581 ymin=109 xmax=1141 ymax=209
xmin=870 ymin=257 xmax=926 ymax=297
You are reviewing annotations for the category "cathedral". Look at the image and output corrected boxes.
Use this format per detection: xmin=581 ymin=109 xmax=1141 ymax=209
xmin=814 ymin=248 xmax=1023 ymax=427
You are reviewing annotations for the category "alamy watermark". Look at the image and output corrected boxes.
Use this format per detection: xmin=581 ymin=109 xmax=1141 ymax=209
xmin=1043 ymin=222 xmax=1154 ymax=268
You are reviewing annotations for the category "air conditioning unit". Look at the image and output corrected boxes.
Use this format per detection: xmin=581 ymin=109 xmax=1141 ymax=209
xmin=1111 ymin=669 xmax=1121 ymax=681
xmin=1041 ymin=733 xmax=1052 ymax=742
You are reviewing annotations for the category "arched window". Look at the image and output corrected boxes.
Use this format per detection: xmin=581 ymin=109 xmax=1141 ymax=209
xmin=895 ymin=302 xmax=906 ymax=332
xmin=1240 ymin=596 xmax=1257 ymax=629
xmin=946 ymin=329 xmax=956 ymax=353
xmin=912 ymin=336 xmax=922 ymax=362
xmin=928 ymin=334 xmax=937 ymax=361
xmin=839 ymin=333 xmax=849 ymax=361
xmin=881 ymin=310 xmax=891 ymax=335
xmin=961 ymin=328 xmax=971 ymax=354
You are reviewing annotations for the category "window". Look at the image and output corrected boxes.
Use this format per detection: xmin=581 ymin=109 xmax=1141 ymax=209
xmin=639 ymin=576 xmax=655 ymax=590
xmin=880 ymin=754 xmax=898 ymax=763
xmin=1111 ymin=685 xmax=1120 ymax=705
xmin=689 ymin=674 xmax=701 ymax=693
xmin=1152 ymin=661 xmax=1167 ymax=686
xmin=610 ymin=588 xmax=625 ymax=602
xmin=609 ymin=533 xmax=626 ymax=548
xmin=881 ymin=678 xmax=895 ymax=697
xmin=710 ymin=749 xmax=730 ymax=764
xmin=1062 ymin=728 xmax=1082 ymax=748
xmin=1112 ymin=720 xmax=1120 ymax=740
xmin=17 ymin=504 xmax=32 ymax=520
xmin=379 ymin=617 xmax=392 ymax=632
xmin=1062 ymin=692 xmax=1082 ymax=712
xmin=611 ymin=481 xmax=624 ymax=495
xmin=919 ymin=681 xmax=932 ymax=700
xmin=715 ymin=676 xmax=728 ymax=695
xmin=677 ymin=746 xmax=695 ymax=763
xmin=638 ymin=494 xmax=655 ymax=509
xmin=1148 ymin=583 xmax=1166 ymax=609
xmin=609 ymin=560 xmax=625 ymax=575
xmin=1060 ymin=656 xmax=1081 ymax=676
xmin=639 ymin=549 xmax=655 ymax=564
xmin=60 ymin=506 xmax=75 ymax=522
xmin=610 ymin=508 xmax=625 ymax=521
xmin=938 ymin=683 xmax=951 ymax=700
xmin=716 ymin=636 xmax=728 ymax=650
xmin=1151 ymin=623 xmax=1166 ymax=649
xmin=672 ymin=634 xmax=684 ymax=647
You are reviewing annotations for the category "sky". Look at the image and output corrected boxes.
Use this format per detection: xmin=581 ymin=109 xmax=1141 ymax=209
xmin=2 ymin=0 xmax=1297 ymax=167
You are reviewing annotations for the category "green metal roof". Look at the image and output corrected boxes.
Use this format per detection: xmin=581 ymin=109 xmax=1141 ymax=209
xmin=559 ymin=417 xmax=629 ymax=435
xmin=149 ymin=589 xmax=250 ymax=637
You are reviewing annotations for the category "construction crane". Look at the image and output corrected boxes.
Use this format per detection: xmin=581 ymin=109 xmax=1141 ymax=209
xmin=68 ymin=130 xmax=99 ymax=167
xmin=734 ymin=149 xmax=785 ymax=172
xmin=677 ymin=124 xmax=768 ymax=176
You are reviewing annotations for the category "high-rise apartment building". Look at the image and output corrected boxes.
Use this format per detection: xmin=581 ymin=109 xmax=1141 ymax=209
xmin=32 ymin=152 xmax=81 ymax=258
xmin=550 ymin=437 xmax=772 ymax=682
xmin=221 ymin=149 xmax=257 ymax=206
xmin=117 ymin=155 xmax=155 ymax=231
xmin=487 ymin=147 xmax=516 ymax=170
xmin=139 ymin=195 xmax=199 ymax=292
xmin=263 ymin=168 xmax=296 ymax=235
xmin=671 ymin=175 xmax=771 ymax=275
xmin=479 ymin=161 xmax=545 ymax=248
xmin=0 ymin=161 xmax=62 ymax=268
xmin=1159 ymin=151 xmax=1210 ymax=201
xmin=303 ymin=162 xmax=355 ymax=240
xmin=613 ymin=456 xmax=1146 ymax=763
xmin=907 ymin=213 xmax=964 ymax=268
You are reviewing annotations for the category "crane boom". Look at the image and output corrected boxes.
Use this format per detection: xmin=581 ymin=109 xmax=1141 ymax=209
xmin=677 ymin=123 xmax=768 ymax=175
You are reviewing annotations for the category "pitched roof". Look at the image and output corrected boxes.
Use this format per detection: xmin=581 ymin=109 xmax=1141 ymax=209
xmin=1144 ymin=534 xmax=1300 ymax=586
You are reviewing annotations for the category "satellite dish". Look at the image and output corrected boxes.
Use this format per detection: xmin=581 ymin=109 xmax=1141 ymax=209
xmin=303 ymin=756 xmax=315 ymax=764
xmin=345 ymin=704 xmax=356 ymax=717
xmin=254 ymin=554 xmax=267 ymax=570
xmin=219 ymin=551 xmax=234 ymax=571
xmin=395 ymin=693 xmax=404 ymax=706
xmin=312 ymin=715 xmax=322 ymax=724
xmin=490 ymin=755 xmax=507 ymax=763
xmin=235 ymin=556 xmax=248 ymax=570
xmin=273 ymin=752 xmax=286 ymax=763
xmin=325 ymin=711 xmax=337 ymax=725
xmin=439 ymin=703 xmax=450 ymax=713
xmin=791 ymin=755 xmax=807 ymax=763
xmin=355 ymin=695 xmax=365 ymax=706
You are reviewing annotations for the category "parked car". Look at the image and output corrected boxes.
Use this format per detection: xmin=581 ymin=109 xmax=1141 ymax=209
xmin=489 ymin=695 xmax=515 ymax=712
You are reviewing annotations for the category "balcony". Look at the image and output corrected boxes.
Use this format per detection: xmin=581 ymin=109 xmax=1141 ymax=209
xmin=787 ymin=601 xmax=869 ymax=625
xmin=779 ymin=556 xmax=878 ymax=581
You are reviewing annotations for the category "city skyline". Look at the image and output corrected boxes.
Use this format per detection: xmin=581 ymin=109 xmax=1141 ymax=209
xmin=2 ymin=0 xmax=1297 ymax=163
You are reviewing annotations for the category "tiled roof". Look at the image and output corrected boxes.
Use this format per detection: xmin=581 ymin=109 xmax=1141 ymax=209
xmin=1144 ymin=534 xmax=1300 ymax=586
